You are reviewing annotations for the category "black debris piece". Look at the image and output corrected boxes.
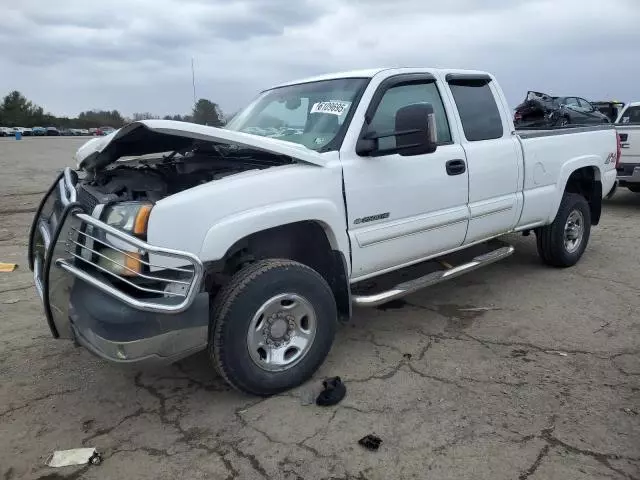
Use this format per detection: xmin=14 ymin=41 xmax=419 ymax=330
xmin=315 ymin=376 xmax=346 ymax=406
xmin=358 ymin=434 xmax=382 ymax=451
xmin=89 ymin=451 xmax=102 ymax=465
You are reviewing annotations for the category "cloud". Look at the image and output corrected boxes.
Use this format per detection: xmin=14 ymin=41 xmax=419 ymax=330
xmin=0 ymin=0 xmax=638 ymax=118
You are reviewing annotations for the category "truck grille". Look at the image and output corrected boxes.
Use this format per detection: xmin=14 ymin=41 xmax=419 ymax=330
xmin=77 ymin=185 xmax=100 ymax=213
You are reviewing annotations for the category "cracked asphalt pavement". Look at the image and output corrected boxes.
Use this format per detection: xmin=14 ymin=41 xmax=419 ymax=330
xmin=1 ymin=137 xmax=639 ymax=479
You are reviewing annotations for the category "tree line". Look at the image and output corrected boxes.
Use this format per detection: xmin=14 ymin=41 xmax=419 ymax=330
xmin=0 ymin=91 xmax=226 ymax=129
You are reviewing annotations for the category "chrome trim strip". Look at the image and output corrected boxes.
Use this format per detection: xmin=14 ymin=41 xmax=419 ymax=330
xmin=64 ymin=168 xmax=77 ymax=203
xmin=352 ymin=243 xmax=515 ymax=307
xmin=357 ymin=218 xmax=468 ymax=248
xmin=34 ymin=256 xmax=44 ymax=300
xmin=58 ymin=167 xmax=78 ymax=206
xmin=39 ymin=221 xmax=51 ymax=250
xmin=470 ymin=205 xmax=513 ymax=220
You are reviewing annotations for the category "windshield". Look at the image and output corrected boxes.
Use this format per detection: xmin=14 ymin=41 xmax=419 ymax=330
xmin=226 ymin=78 xmax=369 ymax=151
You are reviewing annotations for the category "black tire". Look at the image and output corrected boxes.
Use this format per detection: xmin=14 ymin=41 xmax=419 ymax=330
xmin=536 ymin=193 xmax=591 ymax=268
xmin=627 ymin=186 xmax=640 ymax=193
xmin=556 ymin=116 xmax=570 ymax=127
xmin=209 ymin=259 xmax=337 ymax=396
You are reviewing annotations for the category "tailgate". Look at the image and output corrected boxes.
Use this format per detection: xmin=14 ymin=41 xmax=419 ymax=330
xmin=616 ymin=126 xmax=640 ymax=163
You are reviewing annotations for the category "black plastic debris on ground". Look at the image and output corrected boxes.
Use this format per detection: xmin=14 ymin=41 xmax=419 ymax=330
xmin=316 ymin=376 xmax=346 ymax=406
xmin=359 ymin=434 xmax=382 ymax=451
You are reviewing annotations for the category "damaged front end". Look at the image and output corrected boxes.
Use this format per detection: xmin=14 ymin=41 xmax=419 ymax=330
xmin=28 ymin=167 xmax=208 ymax=364
xmin=514 ymin=91 xmax=560 ymax=128
xmin=28 ymin=120 xmax=324 ymax=364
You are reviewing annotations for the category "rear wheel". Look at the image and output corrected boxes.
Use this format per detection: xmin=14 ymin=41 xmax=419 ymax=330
xmin=209 ymin=259 xmax=337 ymax=396
xmin=536 ymin=193 xmax=591 ymax=268
xmin=557 ymin=116 xmax=570 ymax=127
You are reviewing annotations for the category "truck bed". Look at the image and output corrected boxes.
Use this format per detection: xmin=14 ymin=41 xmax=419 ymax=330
xmin=513 ymin=124 xmax=617 ymax=231
xmin=516 ymin=124 xmax=615 ymax=139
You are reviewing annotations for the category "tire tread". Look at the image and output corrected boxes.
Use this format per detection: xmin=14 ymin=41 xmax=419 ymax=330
xmin=210 ymin=259 xmax=334 ymax=395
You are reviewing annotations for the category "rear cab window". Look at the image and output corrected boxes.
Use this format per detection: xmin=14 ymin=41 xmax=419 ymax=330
xmin=618 ymin=106 xmax=640 ymax=124
xmin=447 ymin=75 xmax=504 ymax=141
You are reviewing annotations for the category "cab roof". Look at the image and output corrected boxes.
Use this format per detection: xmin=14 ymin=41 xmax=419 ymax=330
xmin=270 ymin=67 xmax=492 ymax=89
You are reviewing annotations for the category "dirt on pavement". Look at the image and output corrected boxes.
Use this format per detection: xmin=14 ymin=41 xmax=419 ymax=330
xmin=0 ymin=137 xmax=638 ymax=480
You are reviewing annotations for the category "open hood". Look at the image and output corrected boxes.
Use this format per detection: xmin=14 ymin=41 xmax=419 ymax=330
xmin=75 ymin=120 xmax=328 ymax=171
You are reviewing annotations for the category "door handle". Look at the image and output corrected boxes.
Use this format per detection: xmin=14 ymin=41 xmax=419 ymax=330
xmin=446 ymin=159 xmax=466 ymax=176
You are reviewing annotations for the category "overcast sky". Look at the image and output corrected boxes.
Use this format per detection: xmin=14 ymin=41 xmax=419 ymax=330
xmin=1 ymin=0 xmax=638 ymax=118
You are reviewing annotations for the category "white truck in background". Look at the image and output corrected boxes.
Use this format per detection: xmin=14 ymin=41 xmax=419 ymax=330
xmin=614 ymin=102 xmax=640 ymax=192
xmin=29 ymin=67 xmax=619 ymax=395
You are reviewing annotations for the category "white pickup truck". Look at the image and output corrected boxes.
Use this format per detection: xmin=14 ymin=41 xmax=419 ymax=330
xmin=29 ymin=67 xmax=619 ymax=395
xmin=614 ymin=102 xmax=640 ymax=192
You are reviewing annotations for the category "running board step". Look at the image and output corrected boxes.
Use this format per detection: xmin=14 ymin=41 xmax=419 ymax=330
xmin=351 ymin=243 xmax=515 ymax=307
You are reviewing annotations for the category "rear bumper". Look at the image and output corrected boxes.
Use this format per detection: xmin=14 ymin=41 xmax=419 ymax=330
xmin=28 ymin=168 xmax=208 ymax=365
xmin=617 ymin=163 xmax=640 ymax=186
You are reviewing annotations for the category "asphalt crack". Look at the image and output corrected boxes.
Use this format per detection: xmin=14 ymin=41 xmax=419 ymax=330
xmin=0 ymin=284 xmax=33 ymax=295
xmin=0 ymin=388 xmax=81 ymax=419
xmin=518 ymin=445 xmax=550 ymax=480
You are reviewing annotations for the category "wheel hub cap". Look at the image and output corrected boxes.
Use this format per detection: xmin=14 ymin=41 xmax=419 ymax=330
xmin=563 ymin=209 xmax=584 ymax=253
xmin=247 ymin=293 xmax=317 ymax=372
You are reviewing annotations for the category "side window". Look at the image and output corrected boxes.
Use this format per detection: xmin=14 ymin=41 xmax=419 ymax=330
xmin=577 ymin=98 xmax=594 ymax=112
xmin=565 ymin=97 xmax=579 ymax=108
xmin=448 ymin=81 xmax=503 ymax=141
xmin=368 ymin=82 xmax=452 ymax=151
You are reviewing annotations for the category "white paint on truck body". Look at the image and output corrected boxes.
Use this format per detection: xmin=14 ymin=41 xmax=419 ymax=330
xmin=73 ymin=67 xmax=618 ymax=282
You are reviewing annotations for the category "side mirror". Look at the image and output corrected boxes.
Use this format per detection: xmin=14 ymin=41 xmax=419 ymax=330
xmin=356 ymin=102 xmax=438 ymax=157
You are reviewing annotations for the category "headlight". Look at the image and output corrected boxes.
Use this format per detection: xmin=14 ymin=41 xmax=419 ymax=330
xmin=103 ymin=202 xmax=152 ymax=235
xmin=97 ymin=202 xmax=152 ymax=277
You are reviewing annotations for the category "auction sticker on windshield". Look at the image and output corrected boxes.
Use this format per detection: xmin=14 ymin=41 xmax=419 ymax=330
xmin=310 ymin=100 xmax=351 ymax=116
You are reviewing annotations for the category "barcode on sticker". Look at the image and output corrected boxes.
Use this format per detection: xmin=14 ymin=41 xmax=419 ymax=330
xmin=310 ymin=101 xmax=351 ymax=116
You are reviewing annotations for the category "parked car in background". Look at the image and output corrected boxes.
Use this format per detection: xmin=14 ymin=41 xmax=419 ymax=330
xmin=21 ymin=127 xmax=33 ymax=136
xmin=614 ymin=102 xmax=640 ymax=193
xmin=0 ymin=127 xmax=14 ymax=136
xmin=96 ymin=126 xmax=116 ymax=136
xmin=79 ymin=129 xmax=90 ymax=136
xmin=89 ymin=128 xmax=98 ymax=135
xmin=514 ymin=91 xmax=611 ymax=127
xmin=46 ymin=127 xmax=60 ymax=136
xmin=593 ymin=101 xmax=625 ymax=123
xmin=29 ymin=67 xmax=619 ymax=395
xmin=32 ymin=127 xmax=46 ymax=136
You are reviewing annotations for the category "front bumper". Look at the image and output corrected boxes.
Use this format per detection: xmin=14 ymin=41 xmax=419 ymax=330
xmin=617 ymin=163 xmax=640 ymax=186
xmin=28 ymin=169 xmax=208 ymax=364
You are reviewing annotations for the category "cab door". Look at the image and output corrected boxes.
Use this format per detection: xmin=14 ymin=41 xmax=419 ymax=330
xmin=340 ymin=73 xmax=469 ymax=280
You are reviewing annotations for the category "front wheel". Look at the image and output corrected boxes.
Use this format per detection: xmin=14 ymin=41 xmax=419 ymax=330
xmin=209 ymin=259 xmax=337 ymax=396
xmin=536 ymin=193 xmax=591 ymax=268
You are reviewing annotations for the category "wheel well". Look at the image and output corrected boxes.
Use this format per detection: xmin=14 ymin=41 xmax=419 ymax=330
xmin=564 ymin=167 xmax=602 ymax=225
xmin=212 ymin=221 xmax=351 ymax=321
